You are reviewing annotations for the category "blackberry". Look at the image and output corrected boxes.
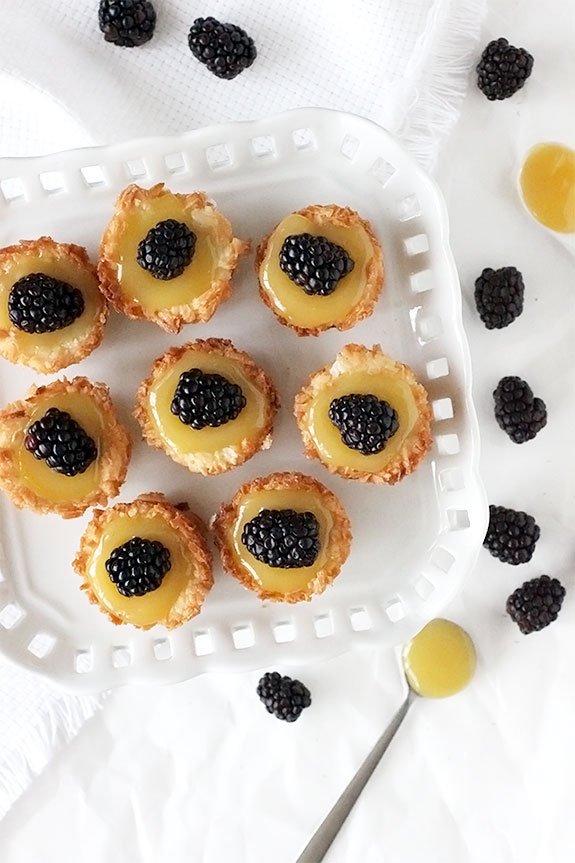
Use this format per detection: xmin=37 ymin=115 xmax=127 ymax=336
xmin=105 ymin=537 xmax=171 ymax=597
xmin=474 ymin=266 xmax=525 ymax=329
xmin=137 ymin=219 xmax=196 ymax=280
xmin=24 ymin=408 xmax=97 ymax=477
xmin=188 ymin=17 xmax=257 ymax=80
xmin=98 ymin=0 xmax=156 ymax=48
xmin=476 ymin=38 xmax=534 ymax=100
xmin=484 ymin=505 xmax=540 ymax=565
xmin=170 ymin=368 xmax=246 ymax=429
xmin=493 ymin=376 xmax=547 ymax=443
xmin=506 ymin=575 xmax=566 ymax=634
xmin=279 ymin=233 xmax=354 ymax=296
xmin=8 ymin=273 xmax=84 ymax=335
xmin=329 ymin=393 xmax=399 ymax=455
xmin=257 ymin=671 xmax=311 ymax=722
xmin=242 ymin=509 xmax=320 ymax=569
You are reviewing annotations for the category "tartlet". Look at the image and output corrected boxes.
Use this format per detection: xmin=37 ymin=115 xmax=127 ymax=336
xmin=134 ymin=338 xmax=280 ymax=475
xmin=0 ymin=237 xmax=108 ymax=373
xmin=255 ymin=204 xmax=384 ymax=335
xmin=212 ymin=471 xmax=352 ymax=603
xmin=294 ymin=344 xmax=432 ymax=484
xmin=98 ymin=183 xmax=248 ymax=333
xmin=74 ymin=494 xmax=213 ymax=629
xmin=0 ymin=376 xmax=131 ymax=518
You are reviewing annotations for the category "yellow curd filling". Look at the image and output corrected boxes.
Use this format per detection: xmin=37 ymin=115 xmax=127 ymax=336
xmin=229 ymin=488 xmax=334 ymax=595
xmin=306 ymin=371 xmax=420 ymax=472
xmin=260 ymin=213 xmax=374 ymax=328
xmin=11 ymin=391 xmax=107 ymax=504
xmin=114 ymin=194 xmax=222 ymax=312
xmin=402 ymin=618 xmax=476 ymax=698
xmin=519 ymin=143 xmax=575 ymax=234
xmin=145 ymin=351 xmax=267 ymax=457
xmin=86 ymin=512 xmax=198 ymax=627
xmin=0 ymin=252 xmax=104 ymax=361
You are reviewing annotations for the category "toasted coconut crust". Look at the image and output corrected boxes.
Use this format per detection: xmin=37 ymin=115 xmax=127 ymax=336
xmin=73 ymin=494 xmax=213 ymax=630
xmin=98 ymin=184 xmax=249 ymax=333
xmin=212 ymin=471 xmax=352 ymax=603
xmin=134 ymin=338 xmax=280 ymax=475
xmin=0 ymin=237 xmax=108 ymax=373
xmin=294 ymin=344 xmax=432 ymax=485
xmin=0 ymin=377 xmax=131 ymax=518
xmin=255 ymin=204 xmax=384 ymax=336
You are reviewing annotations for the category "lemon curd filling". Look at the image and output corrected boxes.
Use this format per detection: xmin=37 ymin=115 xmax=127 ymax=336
xmin=307 ymin=371 xmax=419 ymax=472
xmin=115 ymin=194 xmax=222 ymax=312
xmin=0 ymin=252 xmax=103 ymax=360
xmin=146 ymin=351 xmax=267 ymax=457
xmin=402 ymin=618 xmax=476 ymax=698
xmin=260 ymin=213 xmax=374 ymax=328
xmin=86 ymin=512 xmax=198 ymax=627
xmin=229 ymin=488 xmax=334 ymax=595
xmin=519 ymin=143 xmax=575 ymax=234
xmin=12 ymin=392 xmax=106 ymax=504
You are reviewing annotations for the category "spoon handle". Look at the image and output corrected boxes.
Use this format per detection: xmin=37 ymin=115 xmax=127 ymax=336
xmin=295 ymin=690 xmax=414 ymax=863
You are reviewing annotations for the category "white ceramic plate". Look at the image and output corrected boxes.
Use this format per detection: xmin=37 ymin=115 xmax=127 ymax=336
xmin=0 ymin=108 xmax=487 ymax=692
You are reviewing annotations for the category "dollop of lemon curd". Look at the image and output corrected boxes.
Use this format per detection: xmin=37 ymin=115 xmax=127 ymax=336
xmin=519 ymin=143 xmax=575 ymax=234
xmin=402 ymin=618 xmax=476 ymax=698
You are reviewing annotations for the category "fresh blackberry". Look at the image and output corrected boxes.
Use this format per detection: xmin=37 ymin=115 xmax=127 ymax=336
xmin=99 ymin=0 xmax=156 ymax=48
xmin=137 ymin=219 xmax=196 ymax=280
xmin=329 ymin=393 xmax=399 ymax=455
xmin=188 ymin=17 xmax=257 ymax=80
xmin=24 ymin=408 xmax=97 ymax=477
xmin=476 ymin=38 xmax=534 ymax=100
xmin=105 ymin=537 xmax=171 ymax=597
xmin=474 ymin=266 xmax=525 ymax=329
xmin=257 ymin=671 xmax=312 ymax=722
xmin=506 ymin=575 xmax=566 ymax=634
xmin=484 ymin=505 xmax=540 ymax=565
xmin=170 ymin=368 xmax=246 ymax=429
xmin=8 ymin=273 xmax=84 ymax=335
xmin=242 ymin=509 xmax=320 ymax=569
xmin=279 ymin=233 xmax=354 ymax=296
xmin=493 ymin=376 xmax=547 ymax=443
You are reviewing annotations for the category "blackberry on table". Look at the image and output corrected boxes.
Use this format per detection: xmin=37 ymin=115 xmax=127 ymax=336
xmin=99 ymin=0 xmax=156 ymax=48
xmin=9 ymin=273 xmax=84 ymax=334
xmin=329 ymin=393 xmax=399 ymax=455
xmin=242 ymin=509 xmax=320 ymax=569
xmin=137 ymin=219 xmax=196 ymax=280
xmin=106 ymin=537 xmax=171 ymax=597
xmin=279 ymin=233 xmax=354 ymax=296
xmin=506 ymin=575 xmax=566 ymax=634
xmin=257 ymin=671 xmax=312 ymax=722
xmin=484 ymin=505 xmax=540 ymax=565
xmin=493 ymin=376 xmax=547 ymax=443
xmin=188 ymin=17 xmax=257 ymax=80
xmin=476 ymin=37 xmax=534 ymax=100
xmin=24 ymin=408 xmax=97 ymax=477
xmin=474 ymin=266 xmax=525 ymax=329
xmin=171 ymin=368 xmax=246 ymax=429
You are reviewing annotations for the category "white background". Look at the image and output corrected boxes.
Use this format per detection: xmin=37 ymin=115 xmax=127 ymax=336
xmin=1 ymin=0 xmax=575 ymax=861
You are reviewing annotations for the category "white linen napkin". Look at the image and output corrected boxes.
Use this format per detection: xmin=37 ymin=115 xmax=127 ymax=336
xmin=0 ymin=0 xmax=486 ymax=820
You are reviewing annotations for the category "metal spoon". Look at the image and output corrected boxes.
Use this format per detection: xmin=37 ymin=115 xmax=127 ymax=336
xmin=294 ymin=688 xmax=416 ymax=863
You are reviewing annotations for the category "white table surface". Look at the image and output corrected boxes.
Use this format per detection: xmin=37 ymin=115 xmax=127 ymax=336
xmin=1 ymin=1 xmax=574 ymax=861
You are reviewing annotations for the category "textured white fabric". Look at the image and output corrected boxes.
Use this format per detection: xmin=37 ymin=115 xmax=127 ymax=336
xmin=0 ymin=0 xmax=487 ymax=827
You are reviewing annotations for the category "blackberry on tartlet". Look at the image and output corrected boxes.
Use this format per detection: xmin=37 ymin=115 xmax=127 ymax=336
xmin=137 ymin=219 xmax=196 ymax=281
xmin=188 ymin=17 xmax=257 ymax=80
xmin=329 ymin=393 xmax=399 ymax=455
xmin=135 ymin=339 xmax=279 ymax=475
xmin=99 ymin=0 xmax=156 ymax=48
xmin=476 ymin=38 xmax=534 ymax=100
xmin=106 ymin=537 xmax=171 ymax=597
xmin=25 ymin=407 xmax=97 ymax=477
xmin=242 ymin=509 xmax=320 ymax=569
xmin=474 ymin=266 xmax=524 ymax=329
xmin=279 ymin=233 xmax=354 ymax=296
xmin=493 ymin=376 xmax=547 ymax=443
xmin=506 ymin=575 xmax=566 ymax=634
xmin=0 ymin=237 xmax=108 ymax=373
xmin=257 ymin=672 xmax=312 ymax=722
xmin=484 ymin=505 xmax=540 ymax=565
